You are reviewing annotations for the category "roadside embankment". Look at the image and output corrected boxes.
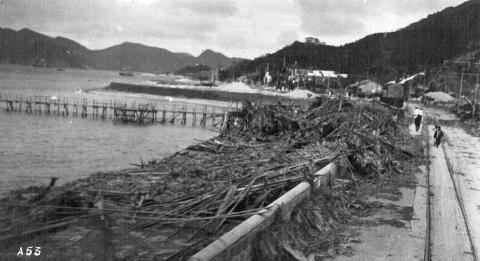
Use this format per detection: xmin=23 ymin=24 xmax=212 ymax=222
xmin=0 ymin=98 xmax=421 ymax=260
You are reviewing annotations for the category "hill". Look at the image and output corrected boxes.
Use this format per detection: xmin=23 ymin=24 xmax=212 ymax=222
xmin=228 ymin=0 xmax=480 ymax=82
xmin=197 ymin=49 xmax=243 ymax=69
xmin=0 ymin=28 xmax=90 ymax=68
xmin=90 ymin=42 xmax=197 ymax=73
xmin=428 ymin=50 xmax=480 ymax=97
xmin=0 ymin=28 xmax=245 ymax=73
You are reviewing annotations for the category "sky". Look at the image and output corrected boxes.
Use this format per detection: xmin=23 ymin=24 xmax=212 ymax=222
xmin=0 ymin=0 xmax=468 ymax=59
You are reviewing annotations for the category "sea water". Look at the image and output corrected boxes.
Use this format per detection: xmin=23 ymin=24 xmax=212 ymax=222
xmin=0 ymin=64 xmax=220 ymax=194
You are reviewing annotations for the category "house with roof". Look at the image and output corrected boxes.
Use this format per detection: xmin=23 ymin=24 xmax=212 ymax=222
xmin=348 ymin=80 xmax=383 ymax=97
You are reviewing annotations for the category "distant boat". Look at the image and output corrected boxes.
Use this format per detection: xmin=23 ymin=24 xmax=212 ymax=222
xmin=119 ymin=71 xmax=134 ymax=77
xmin=56 ymin=68 xmax=65 ymax=71
xmin=75 ymin=88 xmax=82 ymax=94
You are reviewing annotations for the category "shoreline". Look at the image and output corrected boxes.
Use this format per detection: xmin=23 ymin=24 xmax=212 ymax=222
xmin=86 ymin=89 xmax=237 ymax=109
xmin=103 ymin=81 xmax=315 ymax=105
xmin=0 ymin=98 xmax=421 ymax=261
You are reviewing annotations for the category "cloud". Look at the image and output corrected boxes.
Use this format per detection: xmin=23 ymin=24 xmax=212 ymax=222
xmin=294 ymin=0 xmax=466 ymax=44
xmin=0 ymin=0 xmax=227 ymax=44
xmin=174 ymin=0 xmax=238 ymax=17
xmin=0 ymin=0 xmax=469 ymax=59
xmin=1 ymin=0 xmax=113 ymax=27
xmin=276 ymin=30 xmax=299 ymax=46
xmin=216 ymin=34 xmax=247 ymax=49
xmin=387 ymin=0 xmax=465 ymax=15
xmin=295 ymin=0 xmax=368 ymax=36
xmin=301 ymin=13 xmax=366 ymax=36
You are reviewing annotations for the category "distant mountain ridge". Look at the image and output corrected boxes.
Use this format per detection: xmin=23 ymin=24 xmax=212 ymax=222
xmin=0 ymin=28 xmax=245 ymax=73
xmin=229 ymin=0 xmax=480 ymax=82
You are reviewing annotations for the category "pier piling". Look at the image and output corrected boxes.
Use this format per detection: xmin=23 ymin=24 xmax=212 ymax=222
xmin=161 ymin=110 xmax=166 ymax=124
xmin=0 ymin=94 xmax=235 ymax=127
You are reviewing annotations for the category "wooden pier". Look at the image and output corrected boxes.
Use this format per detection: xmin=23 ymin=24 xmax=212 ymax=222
xmin=0 ymin=94 xmax=237 ymax=127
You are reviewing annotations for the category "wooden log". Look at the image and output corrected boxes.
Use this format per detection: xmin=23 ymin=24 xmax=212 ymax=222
xmin=352 ymin=130 xmax=413 ymax=157
xmin=211 ymin=185 xmax=237 ymax=232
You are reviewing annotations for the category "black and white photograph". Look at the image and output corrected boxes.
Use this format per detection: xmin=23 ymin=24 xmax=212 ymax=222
xmin=1 ymin=0 xmax=480 ymax=260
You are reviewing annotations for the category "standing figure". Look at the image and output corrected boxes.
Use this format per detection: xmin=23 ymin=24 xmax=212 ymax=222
xmin=264 ymin=72 xmax=272 ymax=87
xmin=414 ymin=107 xmax=423 ymax=132
xmin=433 ymin=125 xmax=444 ymax=148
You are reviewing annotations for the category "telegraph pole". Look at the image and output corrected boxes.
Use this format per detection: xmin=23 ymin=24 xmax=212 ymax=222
xmin=473 ymin=62 xmax=480 ymax=120
xmin=457 ymin=69 xmax=465 ymax=112
xmin=423 ymin=68 xmax=426 ymax=88
xmin=444 ymin=60 xmax=470 ymax=112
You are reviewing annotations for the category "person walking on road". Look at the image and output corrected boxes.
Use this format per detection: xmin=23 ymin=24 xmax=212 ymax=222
xmin=414 ymin=107 xmax=423 ymax=132
xmin=433 ymin=125 xmax=444 ymax=148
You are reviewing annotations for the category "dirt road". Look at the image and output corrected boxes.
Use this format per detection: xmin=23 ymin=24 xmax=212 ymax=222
xmin=427 ymin=123 xmax=473 ymax=260
xmin=330 ymin=115 xmax=428 ymax=261
xmin=420 ymin=106 xmax=480 ymax=260
xmin=333 ymin=105 xmax=480 ymax=261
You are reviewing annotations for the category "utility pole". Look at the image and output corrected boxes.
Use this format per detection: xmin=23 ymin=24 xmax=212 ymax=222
xmin=457 ymin=69 xmax=465 ymax=112
xmin=473 ymin=62 xmax=480 ymax=121
xmin=423 ymin=67 xmax=426 ymax=92
xmin=327 ymin=77 xmax=331 ymax=95
xmin=444 ymin=60 xmax=470 ymax=96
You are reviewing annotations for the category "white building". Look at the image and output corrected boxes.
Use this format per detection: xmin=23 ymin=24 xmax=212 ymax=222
xmin=306 ymin=70 xmax=348 ymax=79
xmin=305 ymin=37 xmax=326 ymax=45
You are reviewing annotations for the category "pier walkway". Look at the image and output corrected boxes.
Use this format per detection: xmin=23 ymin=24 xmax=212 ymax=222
xmin=0 ymin=94 xmax=237 ymax=127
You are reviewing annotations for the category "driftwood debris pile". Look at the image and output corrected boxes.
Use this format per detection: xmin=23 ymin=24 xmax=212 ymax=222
xmin=225 ymin=98 xmax=409 ymax=176
xmin=0 ymin=97 xmax=412 ymax=260
xmin=453 ymin=102 xmax=480 ymax=121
